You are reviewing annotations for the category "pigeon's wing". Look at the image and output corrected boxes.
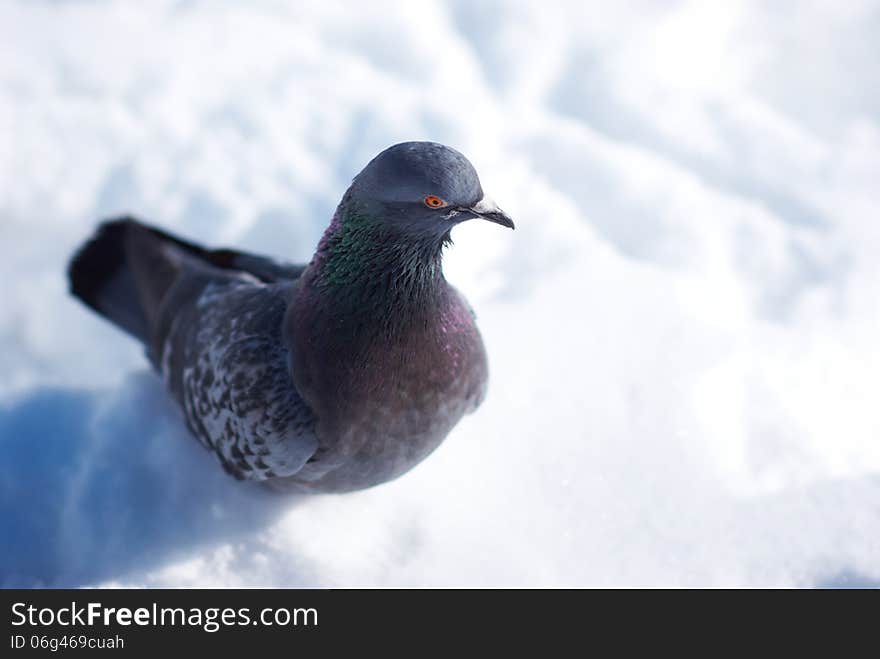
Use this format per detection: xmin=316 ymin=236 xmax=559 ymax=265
xmin=69 ymin=217 xmax=318 ymax=480
xmin=203 ymin=249 xmax=307 ymax=283
xmin=159 ymin=271 xmax=318 ymax=481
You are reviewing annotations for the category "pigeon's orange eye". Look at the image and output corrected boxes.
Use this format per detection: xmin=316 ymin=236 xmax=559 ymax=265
xmin=424 ymin=195 xmax=447 ymax=209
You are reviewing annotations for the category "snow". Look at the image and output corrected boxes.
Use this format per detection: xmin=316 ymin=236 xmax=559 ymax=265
xmin=2 ymin=0 xmax=880 ymax=587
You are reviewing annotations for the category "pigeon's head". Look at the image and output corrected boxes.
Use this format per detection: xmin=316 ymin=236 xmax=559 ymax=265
xmin=346 ymin=141 xmax=514 ymax=239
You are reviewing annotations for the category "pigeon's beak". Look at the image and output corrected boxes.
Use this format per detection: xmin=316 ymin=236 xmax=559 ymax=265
xmin=462 ymin=196 xmax=515 ymax=229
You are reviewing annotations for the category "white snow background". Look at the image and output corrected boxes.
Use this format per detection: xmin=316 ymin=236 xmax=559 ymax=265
xmin=2 ymin=0 xmax=880 ymax=587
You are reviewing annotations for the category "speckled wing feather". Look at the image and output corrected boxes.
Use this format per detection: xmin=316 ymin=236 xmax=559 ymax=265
xmin=157 ymin=268 xmax=318 ymax=481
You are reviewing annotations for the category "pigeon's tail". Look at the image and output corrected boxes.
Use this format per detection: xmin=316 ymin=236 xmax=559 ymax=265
xmin=68 ymin=218 xmax=147 ymax=342
xmin=69 ymin=216 xmax=307 ymax=345
xmin=67 ymin=217 xmax=209 ymax=344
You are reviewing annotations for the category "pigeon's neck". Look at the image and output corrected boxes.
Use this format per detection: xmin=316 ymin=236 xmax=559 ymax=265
xmin=285 ymin=201 xmax=484 ymax=434
xmin=306 ymin=204 xmax=450 ymax=318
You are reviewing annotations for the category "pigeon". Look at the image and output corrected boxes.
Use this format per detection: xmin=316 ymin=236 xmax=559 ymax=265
xmin=68 ymin=142 xmax=514 ymax=493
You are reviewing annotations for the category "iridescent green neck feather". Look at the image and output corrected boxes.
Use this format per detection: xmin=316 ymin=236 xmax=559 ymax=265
xmin=307 ymin=198 xmax=450 ymax=318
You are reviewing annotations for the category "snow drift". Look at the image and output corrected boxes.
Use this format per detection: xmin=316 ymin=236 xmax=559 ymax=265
xmin=2 ymin=0 xmax=879 ymax=587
